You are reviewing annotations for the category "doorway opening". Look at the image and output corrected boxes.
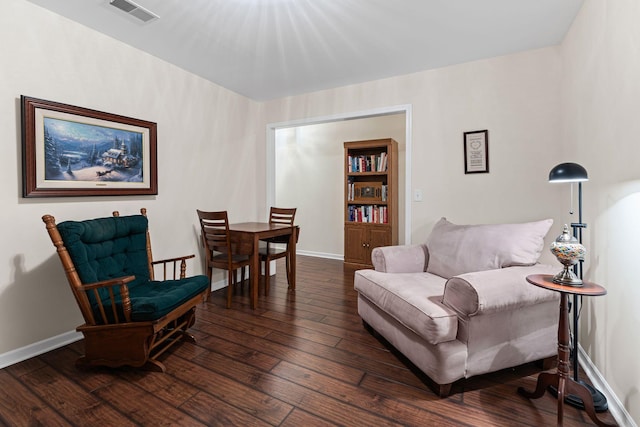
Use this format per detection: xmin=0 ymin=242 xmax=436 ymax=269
xmin=266 ymin=105 xmax=412 ymax=259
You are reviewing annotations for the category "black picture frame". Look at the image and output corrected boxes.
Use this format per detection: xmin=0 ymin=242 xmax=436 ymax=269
xmin=464 ymin=130 xmax=489 ymax=174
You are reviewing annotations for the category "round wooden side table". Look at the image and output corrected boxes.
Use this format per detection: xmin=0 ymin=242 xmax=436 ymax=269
xmin=518 ymin=274 xmax=616 ymax=427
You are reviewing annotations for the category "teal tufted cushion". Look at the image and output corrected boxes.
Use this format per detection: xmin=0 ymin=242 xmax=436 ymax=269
xmin=128 ymin=276 xmax=209 ymax=321
xmin=57 ymin=215 xmax=151 ymax=288
xmin=85 ymin=275 xmax=209 ymax=323
xmin=57 ymin=215 xmax=208 ymax=322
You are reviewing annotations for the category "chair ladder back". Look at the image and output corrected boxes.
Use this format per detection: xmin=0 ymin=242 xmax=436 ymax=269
xmin=114 ymin=208 xmax=155 ymax=280
xmin=42 ymin=214 xmax=97 ymax=325
xmin=197 ymin=210 xmax=232 ymax=264
xmin=269 ymin=207 xmax=297 ymax=226
xmin=267 ymin=207 xmax=297 ymax=248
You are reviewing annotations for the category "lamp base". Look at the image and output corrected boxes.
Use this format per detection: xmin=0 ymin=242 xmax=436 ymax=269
xmin=552 ymin=267 xmax=583 ymax=286
xmin=548 ymin=381 xmax=608 ymax=412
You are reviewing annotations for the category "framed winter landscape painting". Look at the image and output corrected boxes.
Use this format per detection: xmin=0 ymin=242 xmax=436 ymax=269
xmin=21 ymin=96 xmax=157 ymax=197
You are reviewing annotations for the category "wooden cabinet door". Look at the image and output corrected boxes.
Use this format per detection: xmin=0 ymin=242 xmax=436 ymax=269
xmin=344 ymin=224 xmax=369 ymax=265
xmin=369 ymin=226 xmax=391 ymax=253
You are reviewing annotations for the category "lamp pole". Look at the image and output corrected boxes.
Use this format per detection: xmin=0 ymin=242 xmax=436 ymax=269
xmin=548 ymin=165 xmax=608 ymax=412
xmin=570 ymin=181 xmax=586 ymax=383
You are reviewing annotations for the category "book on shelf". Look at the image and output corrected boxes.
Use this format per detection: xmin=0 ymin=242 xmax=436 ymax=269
xmin=347 ymin=152 xmax=389 ymax=173
xmin=347 ymin=205 xmax=388 ymax=224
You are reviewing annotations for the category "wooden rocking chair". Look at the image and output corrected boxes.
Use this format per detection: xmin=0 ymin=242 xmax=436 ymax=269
xmin=42 ymin=208 xmax=209 ymax=372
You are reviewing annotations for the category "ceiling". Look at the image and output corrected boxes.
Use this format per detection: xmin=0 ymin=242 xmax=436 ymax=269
xmin=25 ymin=0 xmax=584 ymax=101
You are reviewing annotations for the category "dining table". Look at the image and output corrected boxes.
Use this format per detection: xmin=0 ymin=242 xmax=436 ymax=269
xmin=228 ymin=222 xmax=298 ymax=309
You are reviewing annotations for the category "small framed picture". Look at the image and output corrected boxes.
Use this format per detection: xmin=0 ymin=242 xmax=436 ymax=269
xmin=464 ymin=130 xmax=489 ymax=174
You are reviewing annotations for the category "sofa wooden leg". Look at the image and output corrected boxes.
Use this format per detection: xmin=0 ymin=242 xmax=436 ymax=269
xmin=436 ymin=383 xmax=453 ymax=398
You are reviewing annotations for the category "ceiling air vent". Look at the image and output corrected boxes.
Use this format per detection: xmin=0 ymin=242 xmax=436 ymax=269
xmin=109 ymin=0 xmax=158 ymax=23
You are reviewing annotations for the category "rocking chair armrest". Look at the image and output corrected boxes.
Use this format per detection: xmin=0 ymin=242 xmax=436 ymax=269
xmin=80 ymin=275 xmax=136 ymax=325
xmin=151 ymin=254 xmax=196 ymax=265
xmin=151 ymin=254 xmax=196 ymax=280
xmin=81 ymin=275 xmax=136 ymax=291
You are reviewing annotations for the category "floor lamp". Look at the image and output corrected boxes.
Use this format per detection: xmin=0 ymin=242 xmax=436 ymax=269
xmin=548 ymin=162 xmax=608 ymax=412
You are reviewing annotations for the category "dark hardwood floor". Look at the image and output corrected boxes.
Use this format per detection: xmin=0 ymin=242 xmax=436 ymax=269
xmin=0 ymin=256 xmax=618 ymax=426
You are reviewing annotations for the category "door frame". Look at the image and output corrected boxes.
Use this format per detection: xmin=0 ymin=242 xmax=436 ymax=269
xmin=266 ymin=104 xmax=413 ymax=247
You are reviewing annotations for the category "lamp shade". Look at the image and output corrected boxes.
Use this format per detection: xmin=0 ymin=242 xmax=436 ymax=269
xmin=548 ymin=163 xmax=588 ymax=183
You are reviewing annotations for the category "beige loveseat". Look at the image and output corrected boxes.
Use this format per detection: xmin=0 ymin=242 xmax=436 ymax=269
xmin=354 ymin=218 xmax=560 ymax=397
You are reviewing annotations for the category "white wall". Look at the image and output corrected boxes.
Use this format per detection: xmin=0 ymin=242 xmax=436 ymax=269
xmin=275 ymin=114 xmax=406 ymax=258
xmin=0 ymin=0 xmax=260 ymax=354
xmin=562 ymin=0 xmax=640 ymax=423
xmin=263 ymin=47 xmax=565 ymax=266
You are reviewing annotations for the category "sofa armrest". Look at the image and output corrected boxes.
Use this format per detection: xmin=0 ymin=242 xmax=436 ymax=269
xmin=371 ymin=244 xmax=429 ymax=273
xmin=442 ymin=264 xmax=559 ymax=317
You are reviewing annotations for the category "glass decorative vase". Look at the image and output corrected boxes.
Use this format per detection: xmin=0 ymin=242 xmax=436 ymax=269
xmin=550 ymin=224 xmax=586 ymax=286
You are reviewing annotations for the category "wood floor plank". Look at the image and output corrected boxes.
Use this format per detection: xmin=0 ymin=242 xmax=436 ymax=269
xmin=19 ymin=365 xmax=137 ymax=426
xmin=271 ymin=360 xmax=464 ymax=427
xmin=116 ymin=368 xmax=200 ymax=408
xmin=198 ymin=334 xmax=282 ymax=371
xmin=37 ymin=347 xmax=117 ymax=392
xmin=280 ymin=408 xmax=338 ymax=427
xmin=193 ymin=316 xmax=366 ymax=385
xmin=92 ymin=380 xmax=206 ymax=426
xmin=189 ymin=349 xmax=403 ymax=427
xmin=199 ymin=304 xmax=342 ymax=347
xmin=179 ymin=391 xmax=274 ymax=427
xmin=0 ymin=255 xmax=618 ymax=426
xmin=361 ymin=371 xmax=540 ymax=427
xmin=264 ymin=329 xmax=428 ymax=390
xmin=0 ymin=371 xmax=70 ymax=427
xmin=167 ymin=356 xmax=294 ymax=425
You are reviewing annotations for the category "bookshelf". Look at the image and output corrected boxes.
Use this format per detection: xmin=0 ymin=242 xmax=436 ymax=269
xmin=344 ymin=138 xmax=398 ymax=268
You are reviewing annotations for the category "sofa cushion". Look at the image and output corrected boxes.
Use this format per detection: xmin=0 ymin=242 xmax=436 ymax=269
xmin=354 ymin=270 xmax=458 ymax=345
xmin=371 ymin=244 xmax=429 ymax=273
xmin=426 ymin=217 xmax=553 ymax=279
xmin=442 ymin=264 xmax=559 ymax=317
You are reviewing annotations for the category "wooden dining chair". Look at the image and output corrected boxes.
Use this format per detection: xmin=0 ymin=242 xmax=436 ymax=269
xmin=197 ymin=210 xmax=251 ymax=308
xmin=259 ymin=207 xmax=297 ymax=295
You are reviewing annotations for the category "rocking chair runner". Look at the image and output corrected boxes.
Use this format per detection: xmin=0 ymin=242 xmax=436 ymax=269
xmin=42 ymin=208 xmax=209 ymax=372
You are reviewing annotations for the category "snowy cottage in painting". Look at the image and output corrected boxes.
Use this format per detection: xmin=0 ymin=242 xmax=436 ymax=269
xmin=101 ymin=139 xmax=138 ymax=168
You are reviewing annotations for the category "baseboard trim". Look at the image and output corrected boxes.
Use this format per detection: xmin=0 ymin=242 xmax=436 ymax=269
xmin=0 ymin=330 xmax=82 ymax=369
xmin=579 ymin=345 xmax=636 ymax=427
xmin=297 ymin=250 xmax=343 ymax=260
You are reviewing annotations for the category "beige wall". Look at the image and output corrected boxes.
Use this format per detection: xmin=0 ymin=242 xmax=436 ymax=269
xmin=263 ymin=47 xmax=565 ymax=263
xmin=0 ymin=0 xmax=260 ymax=354
xmin=562 ymin=0 xmax=640 ymax=423
xmin=275 ymin=114 xmax=406 ymax=258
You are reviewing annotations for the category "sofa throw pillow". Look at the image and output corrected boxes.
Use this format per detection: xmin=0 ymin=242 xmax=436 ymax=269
xmin=426 ymin=217 xmax=553 ymax=279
